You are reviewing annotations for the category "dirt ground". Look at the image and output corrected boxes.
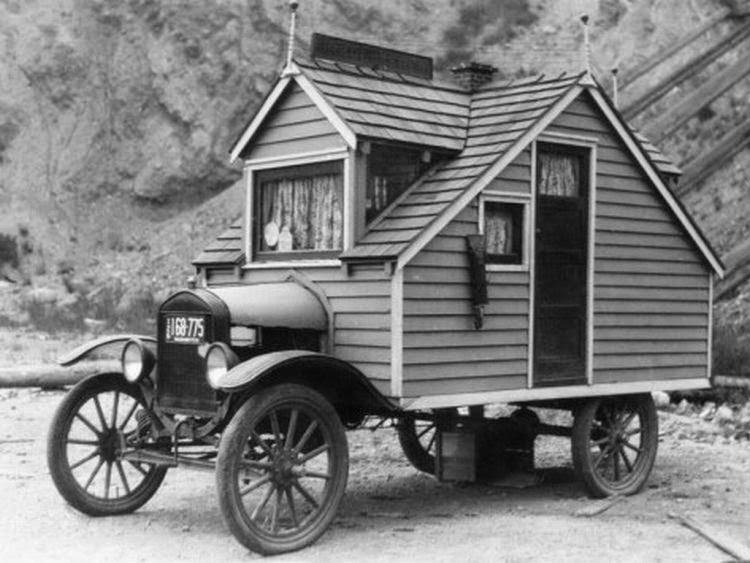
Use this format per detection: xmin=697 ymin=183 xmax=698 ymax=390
xmin=1 ymin=331 xmax=749 ymax=562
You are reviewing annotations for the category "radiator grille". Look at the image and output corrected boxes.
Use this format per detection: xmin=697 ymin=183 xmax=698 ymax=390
xmin=156 ymin=290 xmax=229 ymax=414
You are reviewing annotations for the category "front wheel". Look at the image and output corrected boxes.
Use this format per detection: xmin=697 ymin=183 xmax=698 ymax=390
xmin=571 ymin=394 xmax=658 ymax=498
xmin=47 ymin=373 xmax=168 ymax=516
xmin=216 ymin=384 xmax=349 ymax=555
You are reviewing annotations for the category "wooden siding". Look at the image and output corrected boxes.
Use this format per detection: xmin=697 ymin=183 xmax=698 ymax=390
xmin=402 ymin=148 xmax=532 ymax=398
xmin=484 ymin=149 xmax=532 ymax=194
xmin=244 ymin=83 xmax=346 ymax=162
xmin=206 ymin=263 xmax=392 ymax=397
xmin=546 ymin=92 xmax=711 ymax=385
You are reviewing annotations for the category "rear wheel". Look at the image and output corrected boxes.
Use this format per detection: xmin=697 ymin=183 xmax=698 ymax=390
xmin=47 ymin=373 xmax=167 ymax=516
xmin=216 ymin=384 xmax=348 ymax=555
xmin=397 ymin=409 xmax=457 ymax=475
xmin=572 ymin=394 xmax=658 ymax=497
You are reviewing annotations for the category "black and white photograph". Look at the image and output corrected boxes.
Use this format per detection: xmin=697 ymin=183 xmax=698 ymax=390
xmin=1 ymin=0 xmax=749 ymax=560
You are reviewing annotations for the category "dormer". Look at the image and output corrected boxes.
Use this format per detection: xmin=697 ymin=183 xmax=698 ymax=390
xmin=227 ymin=34 xmax=467 ymax=266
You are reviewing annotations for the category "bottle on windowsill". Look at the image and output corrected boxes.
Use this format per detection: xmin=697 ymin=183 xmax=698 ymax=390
xmin=278 ymin=225 xmax=293 ymax=252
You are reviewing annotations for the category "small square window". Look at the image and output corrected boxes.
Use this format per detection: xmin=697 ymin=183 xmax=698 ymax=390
xmin=483 ymin=200 xmax=524 ymax=265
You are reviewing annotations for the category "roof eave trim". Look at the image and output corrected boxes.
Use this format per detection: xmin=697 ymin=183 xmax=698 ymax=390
xmin=587 ymin=88 xmax=724 ymax=277
xmin=294 ymin=70 xmax=357 ymax=150
xmin=229 ymin=76 xmax=292 ymax=163
xmin=395 ymin=80 xmax=586 ymax=270
xmin=229 ymin=62 xmax=357 ymax=164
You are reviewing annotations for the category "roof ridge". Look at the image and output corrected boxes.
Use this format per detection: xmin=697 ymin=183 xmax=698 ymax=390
xmin=295 ymin=57 xmax=469 ymax=95
xmin=475 ymin=71 xmax=585 ymax=94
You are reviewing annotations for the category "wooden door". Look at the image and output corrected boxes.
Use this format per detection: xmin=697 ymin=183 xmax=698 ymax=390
xmin=533 ymin=144 xmax=589 ymax=386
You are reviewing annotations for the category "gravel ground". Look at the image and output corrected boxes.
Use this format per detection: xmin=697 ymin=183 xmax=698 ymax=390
xmin=1 ymin=385 xmax=750 ymax=562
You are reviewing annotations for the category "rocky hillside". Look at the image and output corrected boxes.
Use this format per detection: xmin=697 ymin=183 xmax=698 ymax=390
xmin=0 ymin=0 xmax=748 ymax=337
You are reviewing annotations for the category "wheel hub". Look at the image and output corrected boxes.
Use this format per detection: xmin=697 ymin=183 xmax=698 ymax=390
xmin=270 ymin=450 xmax=298 ymax=486
xmin=99 ymin=428 xmax=123 ymax=463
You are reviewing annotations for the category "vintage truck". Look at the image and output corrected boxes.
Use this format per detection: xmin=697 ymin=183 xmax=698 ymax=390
xmin=47 ymin=26 xmax=723 ymax=556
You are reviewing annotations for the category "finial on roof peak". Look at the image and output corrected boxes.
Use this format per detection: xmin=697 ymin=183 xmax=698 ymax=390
xmin=611 ymin=67 xmax=619 ymax=108
xmin=579 ymin=13 xmax=595 ymax=86
xmin=282 ymin=0 xmax=300 ymax=76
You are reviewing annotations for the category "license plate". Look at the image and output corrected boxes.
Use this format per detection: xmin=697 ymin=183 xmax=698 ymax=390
xmin=164 ymin=314 xmax=206 ymax=344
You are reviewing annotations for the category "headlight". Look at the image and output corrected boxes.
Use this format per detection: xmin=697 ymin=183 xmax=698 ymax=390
xmin=205 ymin=342 xmax=238 ymax=389
xmin=121 ymin=338 xmax=155 ymax=384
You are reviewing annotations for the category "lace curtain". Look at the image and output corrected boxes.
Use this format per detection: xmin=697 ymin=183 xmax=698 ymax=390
xmin=485 ymin=205 xmax=514 ymax=255
xmin=259 ymin=173 xmax=343 ymax=252
xmin=538 ymin=152 xmax=580 ymax=197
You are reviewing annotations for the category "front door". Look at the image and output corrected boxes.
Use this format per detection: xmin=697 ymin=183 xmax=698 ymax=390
xmin=533 ymin=143 xmax=589 ymax=386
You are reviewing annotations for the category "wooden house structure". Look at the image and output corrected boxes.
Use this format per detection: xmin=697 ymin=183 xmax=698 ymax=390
xmin=194 ymin=34 xmax=724 ymax=410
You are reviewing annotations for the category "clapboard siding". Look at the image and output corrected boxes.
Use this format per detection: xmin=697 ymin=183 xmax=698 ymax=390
xmin=245 ymin=84 xmax=347 ymax=161
xmin=402 ymin=148 xmax=532 ymax=399
xmin=547 ymin=92 xmax=711 ymax=385
xmin=210 ymin=263 xmax=395 ymax=384
xmin=404 ymin=374 xmax=527 ymax=397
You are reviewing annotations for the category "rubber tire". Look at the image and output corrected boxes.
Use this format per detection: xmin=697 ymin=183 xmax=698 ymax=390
xmin=571 ymin=394 xmax=658 ymax=498
xmin=216 ymin=384 xmax=349 ymax=555
xmin=47 ymin=373 xmax=168 ymax=516
xmin=397 ymin=409 xmax=457 ymax=475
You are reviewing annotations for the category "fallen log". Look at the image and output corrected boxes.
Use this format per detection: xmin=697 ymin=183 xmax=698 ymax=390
xmin=713 ymin=374 xmax=750 ymax=389
xmin=0 ymin=360 xmax=120 ymax=389
xmin=668 ymin=512 xmax=750 ymax=561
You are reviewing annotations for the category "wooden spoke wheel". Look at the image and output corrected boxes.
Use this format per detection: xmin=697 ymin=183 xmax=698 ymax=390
xmin=47 ymin=373 xmax=168 ymax=516
xmin=572 ymin=394 xmax=658 ymax=498
xmin=396 ymin=409 xmax=457 ymax=475
xmin=216 ymin=384 xmax=348 ymax=555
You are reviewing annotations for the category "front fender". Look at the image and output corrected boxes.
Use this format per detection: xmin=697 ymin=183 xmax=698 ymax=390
xmin=217 ymin=350 xmax=396 ymax=414
xmin=58 ymin=334 xmax=156 ymax=367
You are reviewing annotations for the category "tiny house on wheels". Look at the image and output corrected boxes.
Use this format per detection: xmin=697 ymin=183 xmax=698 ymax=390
xmin=47 ymin=17 xmax=725 ymax=557
xmin=197 ymin=34 xmax=722 ymax=407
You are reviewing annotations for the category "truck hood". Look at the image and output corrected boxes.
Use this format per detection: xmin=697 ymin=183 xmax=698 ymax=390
xmin=208 ymin=283 xmax=328 ymax=330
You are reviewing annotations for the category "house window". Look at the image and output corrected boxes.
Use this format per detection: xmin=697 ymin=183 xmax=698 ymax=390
xmin=255 ymin=161 xmax=343 ymax=259
xmin=366 ymin=144 xmax=427 ymax=223
xmin=481 ymin=199 xmax=525 ymax=266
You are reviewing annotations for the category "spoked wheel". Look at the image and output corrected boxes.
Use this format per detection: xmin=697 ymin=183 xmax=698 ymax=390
xmin=396 ymin=408 xmax=457 ymax=475
xmin=216 ymin=384 xmax=348 ymax=555
xmin=572 ymin=394 xmax=658 ymax=498
xmin=47 ymin=373 xmax=168 ymax=515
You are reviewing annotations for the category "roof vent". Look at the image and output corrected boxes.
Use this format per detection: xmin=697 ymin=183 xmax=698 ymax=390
xmin=310 ymin=33 xmax=433 ymax=79
xmin=451 ymin=62 xmax=498 ymax=92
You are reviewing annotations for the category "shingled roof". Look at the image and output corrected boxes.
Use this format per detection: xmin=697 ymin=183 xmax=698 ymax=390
xmin=341 ymin=72 xmax=583 ymax=260
xmin=197 ymin=58 xmax=689 ymax=268
xmin=297 ymin=58 xmax=469 ymax=151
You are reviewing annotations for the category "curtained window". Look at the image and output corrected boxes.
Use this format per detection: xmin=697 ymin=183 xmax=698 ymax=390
xmin=366 ymin=144 xmax=427 ymax=223
xmin=255 ymin=161 xmax=343 ymax=258
xmin=538 ymin=150 xmax=581 ymax=197
xmin=484 ymin=200 xmax=524 ymax=265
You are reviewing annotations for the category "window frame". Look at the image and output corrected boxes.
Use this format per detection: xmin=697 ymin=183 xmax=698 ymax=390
xmin=478 ymin=192 xmax=531 ymax=272
xmin=242 ymin=148 xmax=351 ymax=268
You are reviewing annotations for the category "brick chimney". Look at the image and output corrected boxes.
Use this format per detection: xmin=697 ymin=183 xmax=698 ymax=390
xmin=451 ymin=62 xmax=498 ymax=92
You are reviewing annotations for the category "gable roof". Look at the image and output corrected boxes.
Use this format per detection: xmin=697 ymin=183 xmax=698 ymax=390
xmin=212 ymin=58 xmax=720 ymax=275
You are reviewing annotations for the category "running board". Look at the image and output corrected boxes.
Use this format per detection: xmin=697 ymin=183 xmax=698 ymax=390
xmin=122 ymin=449 xmax=215 ymax=471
